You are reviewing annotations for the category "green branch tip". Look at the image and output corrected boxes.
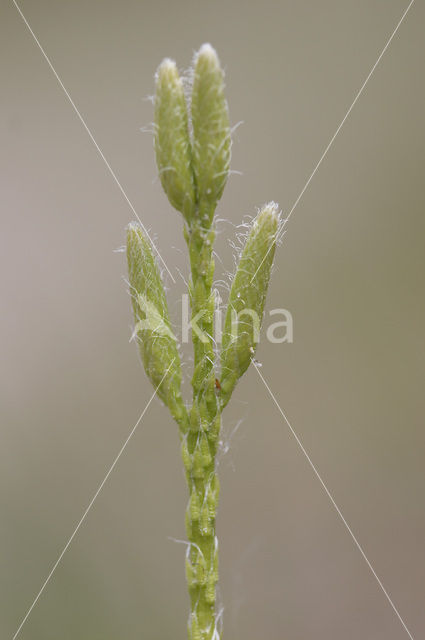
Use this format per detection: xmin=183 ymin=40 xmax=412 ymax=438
xmin=154 ymin=58 xmax=196 ymax=223
xmin=220 ymin=202 xmax=281 ymax=407
xmin=191 ymin=43 xmax=231 ymax=226
xmin=154 ymin=43 xmax=230 ymax=231
xmin=126 ymin=223 xmax=186 ymax=426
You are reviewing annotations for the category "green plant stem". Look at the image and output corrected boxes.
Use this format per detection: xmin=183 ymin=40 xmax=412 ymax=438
xmin=182 ymin=218 xmax=221 ymax=640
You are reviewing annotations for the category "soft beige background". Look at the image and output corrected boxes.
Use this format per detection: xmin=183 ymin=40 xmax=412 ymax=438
xmin=1 ymin=0 xmax=424 ymax=638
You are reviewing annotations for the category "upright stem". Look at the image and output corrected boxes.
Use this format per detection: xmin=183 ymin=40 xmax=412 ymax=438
xmin=181 ymin=219 xmax=222 ymax=640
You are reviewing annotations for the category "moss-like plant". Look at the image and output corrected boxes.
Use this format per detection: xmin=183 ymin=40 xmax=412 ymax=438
xmin=126 ymin=44 xmax=280 ymax=640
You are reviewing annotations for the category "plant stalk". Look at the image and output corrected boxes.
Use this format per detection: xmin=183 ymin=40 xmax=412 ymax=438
xmin=182 ymin=218 xmax=222 ymax=640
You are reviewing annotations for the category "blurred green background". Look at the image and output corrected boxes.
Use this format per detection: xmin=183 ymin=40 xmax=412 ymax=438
xmin=1 ymin=0 xmax=424 ymax=638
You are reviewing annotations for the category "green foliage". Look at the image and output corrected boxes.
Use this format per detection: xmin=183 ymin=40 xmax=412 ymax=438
xmin=220 ymin=203 xmax=280 ymax=407
xmin=154 ymin=59 xmax=196 ymax=223
xmin=126 ymin=44 xmax=280 ymax=640
xmin=127 ymin=223 xmax=186 ymax=426
xmin=191 ymin=44 xmax=231 ymax=225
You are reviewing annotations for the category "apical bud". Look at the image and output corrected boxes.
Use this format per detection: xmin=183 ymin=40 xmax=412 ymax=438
xmin=154 ymin=59 xmax=196 ymax=223
xmin=191 ymin=44 xmax=231 ymax=224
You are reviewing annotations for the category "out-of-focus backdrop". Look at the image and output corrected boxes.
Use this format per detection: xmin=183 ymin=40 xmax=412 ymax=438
xmin=1 ymin=1 xmax=424 ymax=638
